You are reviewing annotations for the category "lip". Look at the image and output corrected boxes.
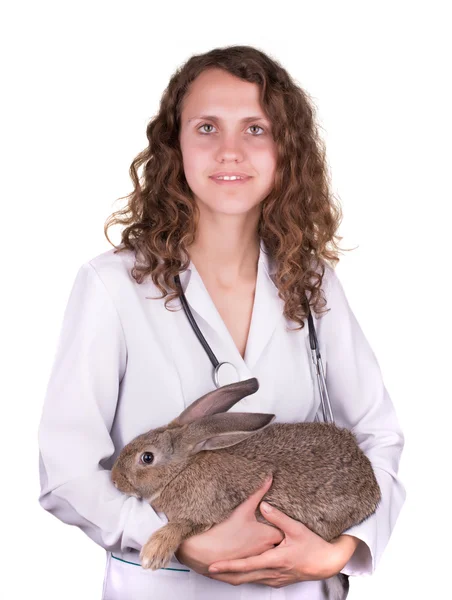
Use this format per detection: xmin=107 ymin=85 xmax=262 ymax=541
xmin=209 ymin=177 xmax=251 ymax=186
xmin=209 ymin=173 xmax=252 ymax=186
xmin=210 ymin=171 xmax=252 ymax=178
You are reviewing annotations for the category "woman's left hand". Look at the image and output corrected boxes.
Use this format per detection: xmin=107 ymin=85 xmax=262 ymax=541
xmin=207 ymin=502 xmax=357 ymax=588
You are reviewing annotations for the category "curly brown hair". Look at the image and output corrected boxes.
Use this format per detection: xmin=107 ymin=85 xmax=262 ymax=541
xmin=104 ymin=44 xmax=353 ymax=330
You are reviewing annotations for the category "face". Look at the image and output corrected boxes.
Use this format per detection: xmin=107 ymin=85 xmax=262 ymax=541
xmin=179 ymin=68 xmax=277 ymax=217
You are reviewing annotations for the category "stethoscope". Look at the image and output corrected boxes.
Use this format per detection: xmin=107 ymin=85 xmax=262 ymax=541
xmin=174 ymin=273 xmax=335 ymax=424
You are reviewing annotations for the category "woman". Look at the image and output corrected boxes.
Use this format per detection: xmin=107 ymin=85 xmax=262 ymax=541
xmin=38 ymin=45 xmax=406 ymax=599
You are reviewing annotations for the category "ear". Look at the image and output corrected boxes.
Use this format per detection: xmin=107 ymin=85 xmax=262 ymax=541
xmin=169 ymin=378 xmax=260 ymax=427
xmin=180 ymin=412 xmax=276 ymax=454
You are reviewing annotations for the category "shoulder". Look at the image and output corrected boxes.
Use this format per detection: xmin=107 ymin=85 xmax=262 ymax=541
xmin=310 ymin=258 xmax=342 ymax=299
xmin=66 ymin=247 xmax=145 ymax=314
xmin=81 ymin=246 xmax=137 ymax=294
xmin=322 ymin=262 xmax=341 ymax=295
xmin=310 ymin=259 xmax=348 ymax=319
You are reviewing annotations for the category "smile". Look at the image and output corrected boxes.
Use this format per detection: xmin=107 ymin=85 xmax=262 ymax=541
xmin=209 ymin=176 xmax=252 ymax=185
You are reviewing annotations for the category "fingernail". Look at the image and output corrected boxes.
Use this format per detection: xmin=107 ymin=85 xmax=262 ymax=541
xmin=261 ymin=501 xmax=272 ymax=512
xmin=265 ymin=474 xmax=273 ymax=482
xmin=209 ymin=567 xmax=219 ymax=573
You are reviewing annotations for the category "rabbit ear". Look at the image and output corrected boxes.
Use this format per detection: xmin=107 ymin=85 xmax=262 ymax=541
xmin=180 ymin=411 xmax=275 ymax=454
xmin=169 ymin=377 xmax=259 ymax=427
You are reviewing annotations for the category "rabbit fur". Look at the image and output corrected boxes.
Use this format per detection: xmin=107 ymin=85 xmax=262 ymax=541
xmin=111 ymin=377 xmax=381 ymax=599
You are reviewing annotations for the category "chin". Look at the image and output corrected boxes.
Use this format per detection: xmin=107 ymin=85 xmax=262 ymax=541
xmin=200 ymin=198 xmax=263 ymax=216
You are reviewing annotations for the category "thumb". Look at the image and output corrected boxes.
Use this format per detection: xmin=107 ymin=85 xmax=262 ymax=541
xmin=259 ymin=501 xmax=303 ymax=537
xmin=238 ymin=473 xmax=273 ymax=516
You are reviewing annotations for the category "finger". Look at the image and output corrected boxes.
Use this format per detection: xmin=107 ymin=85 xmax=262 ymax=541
xmin=260 ymin=502 xmax=310 ymax=538
xmin=239 ymin=474 xmax=273 ymax=515
xmin=272 ymin=528 xmax=285 ymax=545
xmin=257 ymin=519 xmax=285 ymax=545
xmin=208 ymin=569 xmax=280 ymax=586
xmin=209 ymin=548 xmax=281 ymax=574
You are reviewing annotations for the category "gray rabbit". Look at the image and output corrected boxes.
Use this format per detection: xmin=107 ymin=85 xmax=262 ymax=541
xmin=111 ymin=377 xmax=381 ymax=600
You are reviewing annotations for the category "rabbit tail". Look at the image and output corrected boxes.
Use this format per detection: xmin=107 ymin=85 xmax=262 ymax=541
xmin=322 ymin=574 xmax=350 ymax=600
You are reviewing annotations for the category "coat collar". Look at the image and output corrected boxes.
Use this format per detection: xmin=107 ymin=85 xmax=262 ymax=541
xmin=176 ymin=239 xmax=286 ymax=371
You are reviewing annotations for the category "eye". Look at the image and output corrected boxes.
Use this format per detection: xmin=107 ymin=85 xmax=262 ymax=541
xmin=248 ymin=124 xmax=265 ymax=135
xmin=197 ymin=123 xmax=265 ymax=136
xmin=198 ymin=123 xmax=215 ymax=134
xmin=140 ymin=452 xmax=154 ymax=465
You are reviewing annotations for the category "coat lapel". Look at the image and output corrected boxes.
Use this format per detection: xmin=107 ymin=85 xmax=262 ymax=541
xmin=178 ymin=239 xmax=286 ymax=371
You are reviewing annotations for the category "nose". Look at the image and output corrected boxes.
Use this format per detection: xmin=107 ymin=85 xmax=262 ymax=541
xmin=216 ymin=136 xmax=245 ymax=162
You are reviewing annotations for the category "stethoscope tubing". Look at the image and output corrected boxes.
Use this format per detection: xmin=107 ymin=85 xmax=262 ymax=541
xmin=307 ymin=308 xmax=334 ymax=424
xmin=174 ymin=273 xmax=334 ymax=423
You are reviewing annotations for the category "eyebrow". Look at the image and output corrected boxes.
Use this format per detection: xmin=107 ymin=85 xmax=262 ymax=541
xmin=187 ymin=114 xmax=268 ymax=124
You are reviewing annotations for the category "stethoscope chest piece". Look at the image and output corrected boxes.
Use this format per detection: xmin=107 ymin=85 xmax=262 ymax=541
xmin=214 ymin=361 xmax=240 ymax=388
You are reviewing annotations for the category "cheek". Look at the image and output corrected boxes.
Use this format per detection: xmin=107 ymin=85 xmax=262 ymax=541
xmin=181 ymin=139 xmax=211 ymax=180
xmin=253 ymin=145 xmax=277 ymax=184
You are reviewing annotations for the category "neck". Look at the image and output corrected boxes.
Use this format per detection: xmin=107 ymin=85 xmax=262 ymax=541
xmin=187 ymin=214 xmax=260 ymax=289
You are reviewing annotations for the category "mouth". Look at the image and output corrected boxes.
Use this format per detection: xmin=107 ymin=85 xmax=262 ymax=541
xmin=209 ymin=175 xmax=252 ymax=186
xmin=113 ymin=474 xmax=141 ymax=498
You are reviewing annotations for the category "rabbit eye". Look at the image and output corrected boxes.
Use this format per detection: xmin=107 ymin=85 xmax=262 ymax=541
xmin=140 ymin=452 xmax=154 ymax=465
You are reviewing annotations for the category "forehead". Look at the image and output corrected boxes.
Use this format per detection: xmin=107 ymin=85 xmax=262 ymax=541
xmin=181 ymin=68 xmax=264 ymax=118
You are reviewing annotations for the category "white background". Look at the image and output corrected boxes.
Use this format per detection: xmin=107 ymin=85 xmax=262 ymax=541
xmin=2 ymin=1 xmax=450 ymax=598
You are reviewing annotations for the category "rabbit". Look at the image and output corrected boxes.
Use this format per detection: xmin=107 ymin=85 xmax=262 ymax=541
xmin=111 ymin=377 xmax=381 ymax=600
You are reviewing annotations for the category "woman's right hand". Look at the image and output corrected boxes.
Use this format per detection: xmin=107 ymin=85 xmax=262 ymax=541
xmin=175 ymin=475 xmax=284 ymax=576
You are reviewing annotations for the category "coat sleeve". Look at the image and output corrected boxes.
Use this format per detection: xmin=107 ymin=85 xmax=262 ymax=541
xmin=37 ymin=262 xmax=181 ymax=562
xmin=314 ymin=265 xmax=406 ymax=576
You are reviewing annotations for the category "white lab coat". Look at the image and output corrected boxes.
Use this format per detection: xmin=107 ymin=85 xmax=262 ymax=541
xmin=38 ymin=239 xmax=406 ymax=599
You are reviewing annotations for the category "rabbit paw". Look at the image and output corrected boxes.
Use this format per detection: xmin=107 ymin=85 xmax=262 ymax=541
xmin=139 ymin=527 xmax=177 ymax=571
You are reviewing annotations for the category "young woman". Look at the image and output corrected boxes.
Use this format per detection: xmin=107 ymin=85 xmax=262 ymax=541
xmin=38 ymin=45 xmax=406 ymax=599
